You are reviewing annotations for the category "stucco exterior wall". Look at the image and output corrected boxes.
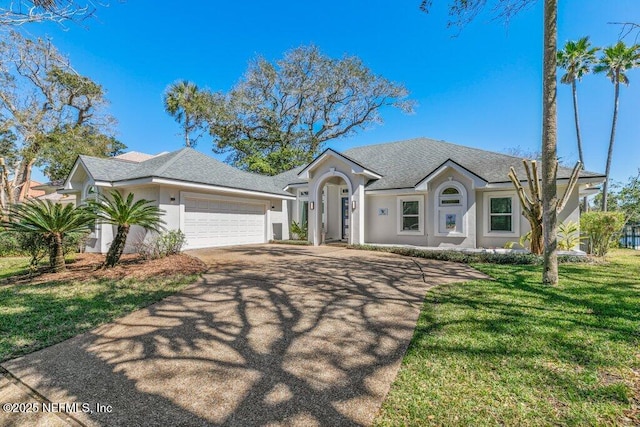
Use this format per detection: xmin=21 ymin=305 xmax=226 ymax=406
xmin=365 ymin=193 xmax=429 ymax=245
xmin=306 ymin=155 xmax=365 ymax=245
xmin=424 ymin=169 xmax=476 ymax=248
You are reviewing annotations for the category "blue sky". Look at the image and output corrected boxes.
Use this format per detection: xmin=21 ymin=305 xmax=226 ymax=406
xmin=25 ymin=0 xmax=640 ymax=186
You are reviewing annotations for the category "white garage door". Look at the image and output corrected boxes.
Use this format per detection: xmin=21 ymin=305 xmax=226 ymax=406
xmin=183 ymin=196 xmax=266 ymax=249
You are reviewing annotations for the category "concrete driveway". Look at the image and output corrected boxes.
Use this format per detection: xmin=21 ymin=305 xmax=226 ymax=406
xmin=1 ymin=245 xmax=487 ymax=426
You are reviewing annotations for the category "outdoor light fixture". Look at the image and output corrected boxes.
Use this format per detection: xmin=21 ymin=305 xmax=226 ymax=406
xmin=309 ymin=201 xmax=315 ymax=210
xmin=352 ymin=200 xmax=357 ymax=210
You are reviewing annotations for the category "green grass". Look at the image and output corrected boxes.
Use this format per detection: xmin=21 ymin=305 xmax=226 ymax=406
xmin=0 ymin=257 xmax=33 ymax=280
xmin=0 ymin=257 xmax=200 ymax=362
xmin=375 ymin=249 xmax=640 ymax=426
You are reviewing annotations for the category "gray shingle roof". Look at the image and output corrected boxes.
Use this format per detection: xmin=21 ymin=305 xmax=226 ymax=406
xmin=80 ymin=148 xmax=293 ymax=197
xmin=80 ymin=138 xmax=605 ymax=196
xmin=340 ymin=137 xmax=604 ymax=191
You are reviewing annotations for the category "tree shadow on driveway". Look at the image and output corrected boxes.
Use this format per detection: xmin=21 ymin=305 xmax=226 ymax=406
xmin=1 ymin=246 xmax=487 ymax=426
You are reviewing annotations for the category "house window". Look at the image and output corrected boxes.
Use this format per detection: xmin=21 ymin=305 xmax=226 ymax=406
xmin=434 ymin=181 xmax=467 ymax=237
xmin=397 ymin=196 xmax=424 ymax=235
xmin=439 ymin=186 xmax=461 ymax=206
xmin=483 ymin=192 xmax=519 ymax=237
xmin=300 ymin=201 xmax=308 ymax=225
xmin=490 ymin=197 xmax=512 ymax=231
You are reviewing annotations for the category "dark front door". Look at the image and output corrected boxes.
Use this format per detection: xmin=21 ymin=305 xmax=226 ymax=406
xmin=341 ymin=197 xmax=349 ymax=240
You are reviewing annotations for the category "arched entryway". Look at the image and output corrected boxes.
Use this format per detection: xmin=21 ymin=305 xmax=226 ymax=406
xmin=309 ymin=170 xmax=353 ymax=246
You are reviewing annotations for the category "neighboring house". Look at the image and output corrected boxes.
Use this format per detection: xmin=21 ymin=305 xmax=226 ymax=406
xmin=61 ymin=137 xmax=605 ymax=252
xmin=26 ymin=180 xmax=46 ymax=198
xmin=29 ymin=180 xmax=77 ymax=205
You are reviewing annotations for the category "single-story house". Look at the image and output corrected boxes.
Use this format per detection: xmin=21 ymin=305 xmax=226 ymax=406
xmin=61 ymin=137 xmax=605 ymax=252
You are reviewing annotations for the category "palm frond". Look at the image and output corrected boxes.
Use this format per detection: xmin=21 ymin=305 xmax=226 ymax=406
xmin=88 ymin=190 xmax=165 ymax=232
xmin=2 ymin=199 xmax=95 ymax=236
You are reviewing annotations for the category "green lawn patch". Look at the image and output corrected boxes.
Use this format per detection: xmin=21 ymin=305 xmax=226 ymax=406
xmin=0 ymin=256 xmax=201 ymax=362
xmin=375 ymin=249 xmax=640 ymax=426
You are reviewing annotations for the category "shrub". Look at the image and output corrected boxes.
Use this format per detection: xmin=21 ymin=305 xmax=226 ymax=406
xmin=63 ymin=231 xmax=89 ymax=256
xmin=136 ymin=230 xmax=187 ymax=260
xmin=0 ymin=232 xmax=22 ymax=256
xmin=290 ymin=221 xmax=308 ymax=240
xmin=157 ymin=230 xmax=187 ymax=256
xmin=347 ymin=244 xmax=592 ymax=265
xmin=558 ymin=221 xmax=583 ymax=251
xmin=16 ymin=232 xmax=49 ymax=271
xmin=580 ymin=211 xmax=626 ymax=256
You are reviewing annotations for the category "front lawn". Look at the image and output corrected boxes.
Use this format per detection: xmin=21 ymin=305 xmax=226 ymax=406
xmin=0 ymin=254 xmax=206 ymax=362
xmin=375 ymin=249 xmax=640 ymax=426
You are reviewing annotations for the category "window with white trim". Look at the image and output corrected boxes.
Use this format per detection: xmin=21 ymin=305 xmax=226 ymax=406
xmin=397 ymin=196 xmax=424 ymax=235
xmin=434 ymin=181 xmax=467 ymax=237
xmin=439 ymin=187 xmax=462 ymax=206
xmin=483 ymin=192 xmax=519 ymax=236
xmin=490 ymin=197 xmax=512 ymax=231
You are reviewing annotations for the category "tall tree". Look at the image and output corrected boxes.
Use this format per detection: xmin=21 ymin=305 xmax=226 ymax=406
xmin=420 ymin=0 xmax=561 ymax=284
xmin=0 ymin=31 xmax=116 ymax=209
xmin=164 ymin=80 xmax=210 ymax=148
xmin=593 ymin=41 xmax=640 ymax=212
xmin=0 ymin=0 xmax=101 ymax=26
xmin=37 ymin=124 xmax=126 ymax=180
xmin=197 ymin=45 xmax=413 ymax=175
xmin=557 ymin=37 xmax=599 ymax=211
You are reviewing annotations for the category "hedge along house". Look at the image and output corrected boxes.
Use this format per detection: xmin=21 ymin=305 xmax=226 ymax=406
xmin=61 ymin=138 xmax=605 ymax=252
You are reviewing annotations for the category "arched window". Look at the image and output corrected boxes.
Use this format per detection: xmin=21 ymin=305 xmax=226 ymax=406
xmin=439 ymin=186 xmax=462 ymax=206
xmin=434 ymin=180 xmax=467 ymax=237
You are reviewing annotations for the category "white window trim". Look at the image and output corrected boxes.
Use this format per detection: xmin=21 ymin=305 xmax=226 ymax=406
xmin=397 ymin=195 xmax=424 ymax=235
xmin=483 ymin=191 xmax=520 ymax=237
xmin=434 ymin=181 xmax=468 ymax=237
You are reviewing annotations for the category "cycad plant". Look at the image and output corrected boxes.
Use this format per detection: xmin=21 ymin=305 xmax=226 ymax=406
xmin=2 ymin=200 xmax=95 ymax=272
xmin=89 ymin=190 xmax=164 ymax=267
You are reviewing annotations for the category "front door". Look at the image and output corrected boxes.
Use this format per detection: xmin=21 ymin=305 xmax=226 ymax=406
xmin=341 ymin=197 xmax=349 ymax=240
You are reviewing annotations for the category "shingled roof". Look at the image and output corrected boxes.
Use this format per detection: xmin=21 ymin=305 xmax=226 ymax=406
xmin=340 ymin=138 xmax=604 ymax=191
xmin=78 ymin=148 xmax=293 ymax=197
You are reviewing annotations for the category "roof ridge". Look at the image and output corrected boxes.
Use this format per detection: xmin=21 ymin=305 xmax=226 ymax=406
xmin=78 ymin=154 xmax=141 ymax=165
xmin=149 ymin=148 xmax=191 ymax=176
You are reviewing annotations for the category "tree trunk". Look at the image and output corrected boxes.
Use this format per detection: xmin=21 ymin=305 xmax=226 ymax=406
xmin=602 ymin=78 xmax=620 ymax=212
xmin=571 ymin=80 xmax=588 ymax=212
xmin=530 ymin=220 xmax=544 ymax=255
xmin=105 ymin=224 xmax=129 ymax=267
xmin=541 ymin=0 xmax=559 ymax=285
xmin=10 ymin=157 xmax=35 ymax=204
xmin=50 ymin=233 xmax=65 ymax=272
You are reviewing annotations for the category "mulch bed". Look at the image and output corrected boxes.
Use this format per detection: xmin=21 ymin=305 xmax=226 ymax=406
xmin=2 ymin=253 xmax=208 ymax=286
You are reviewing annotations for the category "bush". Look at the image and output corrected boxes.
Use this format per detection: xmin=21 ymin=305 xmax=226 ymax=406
xmin=290 ymin=221 xmax=308 ymax=241
xmin=17 ymin=232 xmax=49 ymax=271
xmin=137 ymin=230 xmax=187 ymax=260
xmin=63 ymin=231 xmax=89 ymax=255
xmin=347 ymin=244 xmax=592 ymax=265
xmin=158 ymin=230 xmax=187 ymax=256
xmin=580 ymin=211 xmax=626 ymax=256
xmin=0 ymin=232 xmax=22 ymax=256
xmin=558 ymin=221 xmax=583 ymax=251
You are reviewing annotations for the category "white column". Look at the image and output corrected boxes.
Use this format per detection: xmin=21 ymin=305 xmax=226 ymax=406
xmin=352 ymin=178 xmax=365 ymax=245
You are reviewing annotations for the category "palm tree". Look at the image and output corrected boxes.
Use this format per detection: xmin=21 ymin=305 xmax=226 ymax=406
xmin=89 ymin=191 xmax=165 ymax=267
xmin=163 ymin=80 xmax=208 ymax=148
xmin=2 ymin=200 xmax=95 ymax=272
xmin=557 ymin=37 xmax=599 ymax=211
xmin=593 ymin=41 xmax=640 ymax=211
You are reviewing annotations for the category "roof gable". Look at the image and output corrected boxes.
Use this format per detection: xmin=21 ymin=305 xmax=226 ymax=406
xmin=415 ymin=159 xmax=488 ymax=190
xmin=297 ymin=148 xmax=382 ymax=180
